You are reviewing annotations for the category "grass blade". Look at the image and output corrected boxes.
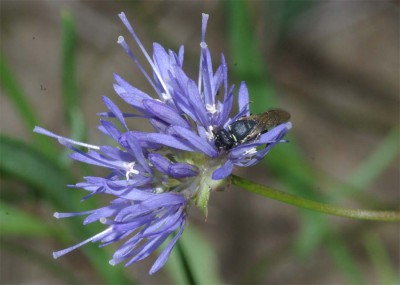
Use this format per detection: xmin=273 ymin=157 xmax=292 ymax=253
xmin=61 ymin=10 xmax=86 ymax=142
xmin=0 ymin=53 xmax=57 ymax=158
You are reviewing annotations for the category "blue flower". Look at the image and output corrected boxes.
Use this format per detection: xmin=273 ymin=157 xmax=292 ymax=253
xmin=33 ymin=123 xmax=189 ymax=274
xmin=34 ymin=11 xmax=291 ymax=274
xmin=114 ymin=12 xmax=291 ymax=180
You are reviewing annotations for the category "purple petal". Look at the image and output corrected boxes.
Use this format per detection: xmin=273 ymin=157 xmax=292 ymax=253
xmin=124 ymin=132 xmax=151 ymax=173
xmin=113 ymin=73 xmax=152 ymax=111
xmin=212 ymin=160 xmax=233 ymax=180
xmin=178 ymin=45 xmax=184 ymax=66
xmin=143 ymin=99 xmax=191 ymax=129
xmin=125 ymin=232 xmax=171 ymax=266
xmin=218 ymin=84 xmax=234 ymax=126
xmin=169 ymin=126 xmax=218 ymax=157
xmin=148 ymin=153 xmax=171 ymax=174
xmin=153 ymin=43 xmax=170 ymax=83
xmin=201 ymin=45 xmax=214 ymax=106
xmin=169 ymin=163 xmax=199 ymax=179
xmin=238 ymin=82 xmax=250 ymax=116
xmin=187 ymin=79 xmax=209 ymax=126
xmin=99 ymin=120 xmax=121 ymax=142
xmin=127 ymin=131 xmax=194 ymax=152
xmin=149 ymin=219 xmax=186 ymax=274
xmin=102 ymin=96 xmax=128 ymax=131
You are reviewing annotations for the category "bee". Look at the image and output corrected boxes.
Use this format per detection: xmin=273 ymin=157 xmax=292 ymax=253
xmin=214 ymin=109 xmax=291 ymax=151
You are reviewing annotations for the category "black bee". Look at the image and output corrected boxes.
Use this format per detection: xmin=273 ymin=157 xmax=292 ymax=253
xmin=214 ymin=109 xmax=290 ymax=151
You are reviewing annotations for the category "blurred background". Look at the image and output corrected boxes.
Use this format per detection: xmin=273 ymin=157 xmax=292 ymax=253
xmin=1 ymin=1 xmax=399 ymax=284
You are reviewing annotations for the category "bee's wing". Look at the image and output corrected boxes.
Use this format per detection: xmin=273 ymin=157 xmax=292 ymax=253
xmin=240 ymin=109 xmax=291 ymax=140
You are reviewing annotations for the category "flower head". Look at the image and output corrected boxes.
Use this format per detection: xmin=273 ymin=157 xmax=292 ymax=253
xmin=34 ymin=12 xmax=291 ymax=274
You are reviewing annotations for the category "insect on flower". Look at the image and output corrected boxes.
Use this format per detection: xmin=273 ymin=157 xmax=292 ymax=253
xmin=214 ymin=109 xmax=291 ymax=151
xmin=33 ymin=10 xmax=292 ymax=275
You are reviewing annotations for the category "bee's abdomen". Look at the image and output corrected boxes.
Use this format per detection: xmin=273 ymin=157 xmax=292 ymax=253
xmin=229 ymin=120 xmax=257 ymax=142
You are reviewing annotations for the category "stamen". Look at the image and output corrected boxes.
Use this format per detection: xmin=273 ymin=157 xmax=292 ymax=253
xmin=206 ymin=104 xmax=218 ymax=114
xmin=205 ymin=125 xmax=215 ymax=141
xmin=161 ymin=92 xmax=171 ymax=101
xmin=155 ymin=187 xmax=164 ymax=194
xmin=125 ymin=162 xmax=139 ymax=180
xmin=244 ymin=148 xmax=257 ymax=157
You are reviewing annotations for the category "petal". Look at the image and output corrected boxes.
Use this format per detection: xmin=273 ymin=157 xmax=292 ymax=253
xmin=200 ymin=45 xmax=214 ymax=106
xmin=127 ymin=131 xmax=194 ymax=152
xmin=33 ymin=126 xmax=99 ymax=150
xmin=124 ymin=132 xmax=151 ymax=173
xmin=187 ymin=79 xmax=209 ymax=127
xmin=113 ymin=73 xmax=152 ymax=111
xmin=99 ymin=120 xmax=121 ymax=142
xmin=143 ymin=99 xmax=191 ymax=129
xmin=169 ymin=163 xmax=199 ymax=179
xmin=218 ymin=84 xmax=234 ymax=126
xmin=53 ymin=228 xmax=113 ymax=259
xmin=148 ymin=153 xmax=171 ymax=174
xmin=178 ymin=45 xmax=184 ymax=66
xmin=238 ymin=82 xmax=250 ymax=116
xmin=149 ymin=219 xmax=186 ymax=274
xmin=153 ymin=43 xmax=170 ymax=83
xmin=212 ymin=160 xmax=233 ymax=180
xmin=170 ymin=126 xmax=218 ymax=157
xmin=102 ymin=96 xmax=128 ymax=131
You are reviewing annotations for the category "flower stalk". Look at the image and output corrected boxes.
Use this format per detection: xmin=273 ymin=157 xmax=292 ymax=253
xmin=232 ymin=175 xmax=400 ymax=222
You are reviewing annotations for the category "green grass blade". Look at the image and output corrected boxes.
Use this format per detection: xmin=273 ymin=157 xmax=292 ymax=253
xmin=0 ymin=53 xmax=57 ymax=158
xmin=325 ymin=232 xmax=365 ymax=284
xmin=3 ymin=240 xmax=82 ymax=284
xmin=61 ymin=10 xmax=86 ymax=142
xmin=343 ymin=128 xmax=399 ymax=198
xmin=0 ymin=53 xmax=37 ymax=129
xmin=0 ymin=201 xmax=53 ymax=236
xmin=364 ymin=234 xmax=399 ymax=285
xmin=166 ymin=225 xmax=223 ymax=285
xmin=0 ymin=135 xmax=72 ymax=209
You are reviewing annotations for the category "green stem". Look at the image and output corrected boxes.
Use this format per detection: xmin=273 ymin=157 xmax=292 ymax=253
xmin=231 ymin=175 xmax=400 ymax=222
xmin=176 ymin=240 xmax=197 ymax=285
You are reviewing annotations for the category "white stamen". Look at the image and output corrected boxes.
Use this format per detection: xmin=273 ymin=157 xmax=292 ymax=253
xmin=161 ymin=92 xmax=171 ymax=101
xmin=206 ymin=104 xmax=218 ymax=114
xmin=244 ymin=148 xmax=257 ymax=156
xmin=205 ymin=125 xmax=215 ymax=141
xmin=155 ymin=187 xmax=163 ymax=194
xmin=125 ymin=162 xmax=139 ymax=180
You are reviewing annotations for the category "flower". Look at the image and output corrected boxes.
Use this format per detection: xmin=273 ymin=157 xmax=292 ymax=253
xmin=33 ymin=123 xmax=189 ymax=274
xmin=112 ymin=12 xmax=291 ymax=211
xmin=34 ymin=11 xmax=291 ymax=275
